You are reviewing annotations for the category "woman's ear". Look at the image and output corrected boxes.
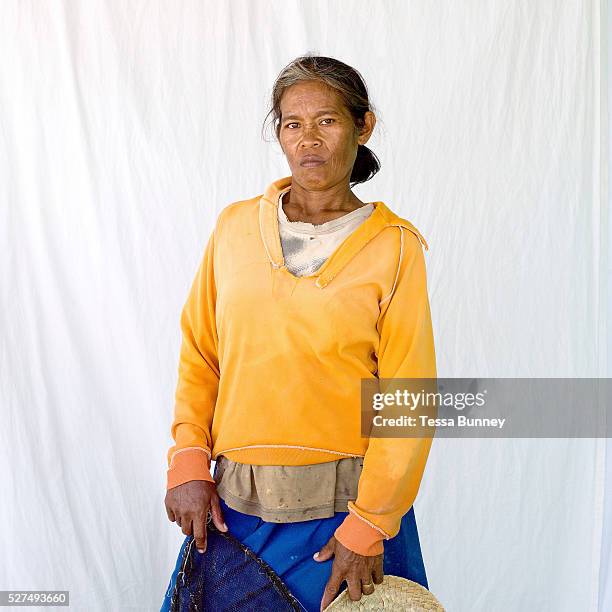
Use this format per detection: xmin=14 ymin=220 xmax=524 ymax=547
xmin=357 ymin=111 xmax=376 ymax=146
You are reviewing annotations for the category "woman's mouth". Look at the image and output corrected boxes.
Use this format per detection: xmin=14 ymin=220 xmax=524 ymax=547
xmin=300 ymin=155 xmax=326 ymax=167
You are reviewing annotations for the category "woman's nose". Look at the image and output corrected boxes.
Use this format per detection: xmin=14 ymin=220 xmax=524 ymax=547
xmin=300 ymin=125 xmax=322 ymax=147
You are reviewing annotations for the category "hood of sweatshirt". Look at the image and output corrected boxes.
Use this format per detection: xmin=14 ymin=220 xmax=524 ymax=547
xmin=259 ymin=176 xmax=429 ymax=289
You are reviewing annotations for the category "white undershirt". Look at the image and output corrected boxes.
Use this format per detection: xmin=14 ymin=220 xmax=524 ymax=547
xmin=277 ymin=188 xmax=374 ymax=277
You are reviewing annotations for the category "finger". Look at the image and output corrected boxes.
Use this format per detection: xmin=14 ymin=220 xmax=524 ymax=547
xmin=209 ymin=493 xmax=228 ymax=532
xmin=360 ymin=573 xmax=376 ymax=596
xmin=180 ymin=515 xmax=193 ymax=537
xmin=314 ymin=536 xmax=335 ymax=562
xmin=372 ymin=556 xmax=384 ymax=584
xmin=320 ymin=571 xmax=343 ymax=611
xmin=346 ymin=574 xmax=364 ymax=602
xmin=193 ymin=513 xmax=208 ymax=553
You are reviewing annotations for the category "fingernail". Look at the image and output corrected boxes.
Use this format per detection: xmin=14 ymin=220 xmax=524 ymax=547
xmin=197 ymin=549 xmax=205 ymax=554
xmin=221 ymin=522 xmax=228 ymax=531
xmin=313 ymin=552 xmax=319 ymax=560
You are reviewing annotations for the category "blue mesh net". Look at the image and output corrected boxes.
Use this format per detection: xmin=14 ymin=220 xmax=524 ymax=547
xmin=168 ymin=520 xmax=305 ymax=611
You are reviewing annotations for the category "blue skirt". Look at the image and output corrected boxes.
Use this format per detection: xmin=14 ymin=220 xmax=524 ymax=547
xmin=161 ymin=494 xmax=428 ymax=612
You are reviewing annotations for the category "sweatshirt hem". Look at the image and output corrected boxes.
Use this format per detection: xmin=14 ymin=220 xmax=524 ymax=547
xmin=215 ymin=445 xmax=366 ymax=466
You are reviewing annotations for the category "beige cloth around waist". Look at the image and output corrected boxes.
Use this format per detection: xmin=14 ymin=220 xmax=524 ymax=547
xmin=213 ymin=454 xmax=364 ymax=522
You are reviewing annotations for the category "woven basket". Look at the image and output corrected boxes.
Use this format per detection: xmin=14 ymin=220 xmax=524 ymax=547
xmin=324 ymin=575 xmax=445 ymax=611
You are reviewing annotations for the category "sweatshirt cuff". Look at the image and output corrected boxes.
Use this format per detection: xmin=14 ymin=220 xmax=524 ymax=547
xmin=166 ymin=447 xmax=215 ymax=490
xmin=334 ymin=511 xmax=387 ymax=556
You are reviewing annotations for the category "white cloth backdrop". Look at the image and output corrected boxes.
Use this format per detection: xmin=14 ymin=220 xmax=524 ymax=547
xmin=599 ymin=3 xmax=612 ymax=610
xmin=0 ymin=1 xmax=608 ymax=610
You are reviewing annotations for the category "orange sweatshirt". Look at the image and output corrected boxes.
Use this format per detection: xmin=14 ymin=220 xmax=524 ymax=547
xmin=166 ymin=175 xmax=437 ymax=556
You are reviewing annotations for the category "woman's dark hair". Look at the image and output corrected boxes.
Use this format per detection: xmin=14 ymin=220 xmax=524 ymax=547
xmin=262 ymin=54 xmax=381 ymax=187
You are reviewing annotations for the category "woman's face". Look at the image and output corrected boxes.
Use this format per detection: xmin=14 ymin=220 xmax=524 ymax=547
xmin=277 ymin=80 xmax=375 ymax=190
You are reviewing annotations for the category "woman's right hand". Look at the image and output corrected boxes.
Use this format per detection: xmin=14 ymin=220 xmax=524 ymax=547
xmin=164 ymin=480 xmax=228 ymax=553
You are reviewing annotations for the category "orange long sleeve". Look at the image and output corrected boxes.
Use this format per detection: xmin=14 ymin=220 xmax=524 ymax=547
xmin=334 ymin=227 xmax=437 ymax=555
xmin=166 ymin=229 xmax=219 ymax=489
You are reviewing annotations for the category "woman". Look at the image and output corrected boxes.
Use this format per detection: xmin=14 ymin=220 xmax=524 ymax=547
xmin=161 ymin=55 xmax=437 ymax=612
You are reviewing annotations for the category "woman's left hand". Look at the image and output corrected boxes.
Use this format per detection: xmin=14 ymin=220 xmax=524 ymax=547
xmin=314 ymin=535 xmax=384 ymax=611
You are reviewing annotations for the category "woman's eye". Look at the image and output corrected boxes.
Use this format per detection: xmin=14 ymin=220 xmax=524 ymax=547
xmin=284 ymin=119 xmax=334 ymax=129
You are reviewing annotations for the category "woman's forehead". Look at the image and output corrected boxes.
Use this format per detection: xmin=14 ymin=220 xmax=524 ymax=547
xmin=280 ymin=82 xmax=346 ymax=115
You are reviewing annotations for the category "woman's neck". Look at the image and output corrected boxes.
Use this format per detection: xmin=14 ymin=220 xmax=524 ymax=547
xmin=283 ymin=181 xmax=366 ymax=225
